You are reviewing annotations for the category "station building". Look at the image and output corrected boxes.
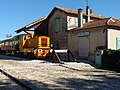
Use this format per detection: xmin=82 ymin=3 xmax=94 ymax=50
xmin=16 ymin=6 xmax=104 ymax=50
xmin=44 ymin=6 xmax=104 ymax=49
xmin=68 ymin=17 xmax=120 ymax=61
xmin=15 ymin=6 xmax=120 ymax=61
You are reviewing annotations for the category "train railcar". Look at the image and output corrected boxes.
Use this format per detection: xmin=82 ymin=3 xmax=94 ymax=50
xmin=0 ymin=34 xmax=50 ymax=58
xmin=0 ymin=36 xmax=19 ymax=54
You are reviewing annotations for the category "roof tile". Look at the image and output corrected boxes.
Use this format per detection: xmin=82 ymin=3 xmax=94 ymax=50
xmin=69 ymin=17 xmax=120 ymax=31
xmin=55 ymin=6 xmax=104 ymax=19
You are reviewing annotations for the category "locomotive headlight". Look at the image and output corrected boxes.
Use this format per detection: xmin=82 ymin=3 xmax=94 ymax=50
xmin=38 ymin=49 xmax=43 ymax=52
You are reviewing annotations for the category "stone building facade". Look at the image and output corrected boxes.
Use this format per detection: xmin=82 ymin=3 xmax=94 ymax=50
xmin=46 ymin=6 xmax=104 ymax=49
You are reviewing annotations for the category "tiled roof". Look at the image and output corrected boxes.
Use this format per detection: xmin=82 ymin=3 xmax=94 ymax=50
xmin=15 ymin=16 xmax=47 ymax=33
xmin=25 ymin=16 xmax=47 ymax=28
xmin=15 ymin=6 xmax=105 ymax=33
xmin=54 ymin=6 xmax=104 ymax=19
xmin=107 ymin=18 xmax=120 ymax=27
xmin=83 ymin=18 xmax=109 ymax=28
xmin=69 ymin=17 xmax=120 ymax=31
xmin=84 ymin=17 xmax=120 ymax=28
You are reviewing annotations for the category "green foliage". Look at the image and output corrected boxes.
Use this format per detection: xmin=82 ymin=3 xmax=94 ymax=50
xmin=102 ymin=49 xmax=120 ymax=69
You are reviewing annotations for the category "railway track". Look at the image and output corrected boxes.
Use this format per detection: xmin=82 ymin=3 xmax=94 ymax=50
xmin=0 ymin=69 xmax=33 ymax=90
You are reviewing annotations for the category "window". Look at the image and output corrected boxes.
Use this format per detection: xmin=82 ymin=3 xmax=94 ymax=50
xmin=83 ymin=18 xmax=86 ymax=24
xmin=55 ymin=40 xmax=60 ymax=49
xmin=116 ymin=38 xmax=120 ymax=50
xmin=28 ymin=35 xmax=31 ymax=39
xmin=67 ymin=16 xmax=78 ymax=30
xmin=55 ymin=18 xmax=60 ymax=32
xmin=74 ymin=18 xmax=78 ymax=27
xmin=19 ymin=36 xmax=23 ymax=40
xmin=24 ymin=36 xmax=26 ymax=40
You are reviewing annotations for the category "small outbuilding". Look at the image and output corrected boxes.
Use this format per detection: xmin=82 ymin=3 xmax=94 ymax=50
xmin=68 ymin=17 xmax=120 ymax=61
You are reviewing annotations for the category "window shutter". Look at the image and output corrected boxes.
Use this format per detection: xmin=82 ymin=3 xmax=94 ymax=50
xmin=55 ymin=18 xmax=60 ymax=32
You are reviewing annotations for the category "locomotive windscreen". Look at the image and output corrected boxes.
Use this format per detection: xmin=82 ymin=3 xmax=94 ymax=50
xmin=41 ymin=38 xmax=47 ymax=47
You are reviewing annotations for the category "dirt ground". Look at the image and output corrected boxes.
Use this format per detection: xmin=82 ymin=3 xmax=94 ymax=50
xmin=0 ymin=55 xmax=120 ymax=90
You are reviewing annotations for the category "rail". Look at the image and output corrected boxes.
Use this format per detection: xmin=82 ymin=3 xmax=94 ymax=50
xmin=0 ymin=69 xmax=33 ymax=90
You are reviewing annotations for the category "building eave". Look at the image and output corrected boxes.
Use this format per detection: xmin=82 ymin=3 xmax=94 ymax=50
xmin=15 ymin=16 xmax=47 ymax=33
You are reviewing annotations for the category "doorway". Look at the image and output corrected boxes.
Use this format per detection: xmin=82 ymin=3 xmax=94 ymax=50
xmin=78 ymin=37 xmax=90 ymax=59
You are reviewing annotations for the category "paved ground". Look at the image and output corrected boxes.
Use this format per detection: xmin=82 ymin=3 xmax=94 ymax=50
xmin=0 ymin=55 xmax=120 ymax=90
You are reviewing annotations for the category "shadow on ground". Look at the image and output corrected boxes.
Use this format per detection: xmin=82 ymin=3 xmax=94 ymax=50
xmin=55 ymin=71 xmax=120 ymax=90
xmin=18 ymin=74 xmax=120 ymax=90
xmin=0 ymin=79 xmax=25 ymax=90
xmin=55 ymin=77 xmax=120 ymax=90
xmin=0 ymin=70 xmax=120 ymax=90
xmin=0 ymin=55 xmax=31 ymax=61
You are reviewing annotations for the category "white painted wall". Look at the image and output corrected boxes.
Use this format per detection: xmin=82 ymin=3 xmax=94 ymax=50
xmin=107 ymin=29 xmax=120 ymax=50
xmin=67 ymin=16 xmax=78 ymax=30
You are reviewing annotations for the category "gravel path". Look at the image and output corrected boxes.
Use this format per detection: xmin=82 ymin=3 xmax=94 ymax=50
xmin=0 ymin=55 xmax=120 ymax=90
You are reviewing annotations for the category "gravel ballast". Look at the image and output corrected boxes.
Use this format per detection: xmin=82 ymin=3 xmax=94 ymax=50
xmin=0 ymin=55 xmax=120 ymax=90
xmin=0 ymin=71 xmax=25 ymax=90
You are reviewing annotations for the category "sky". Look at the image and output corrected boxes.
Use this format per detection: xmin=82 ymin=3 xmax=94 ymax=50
xmin=0 ymin=0 xmax=120 ymax=40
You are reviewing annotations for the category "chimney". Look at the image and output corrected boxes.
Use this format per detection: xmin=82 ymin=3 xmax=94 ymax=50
xmin=78 ymin=8 xmax=83 ymax=28
xmin=86 ymin=6 xmax=91 ymax=23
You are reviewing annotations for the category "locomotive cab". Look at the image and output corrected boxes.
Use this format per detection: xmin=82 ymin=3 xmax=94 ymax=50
xmin=18 ymin=34 xmax=33 ymax=53
xmin=18 ymin=34 xmax=50 ymax=58
xmin=33 ymin=36 xmax=50 ymax=58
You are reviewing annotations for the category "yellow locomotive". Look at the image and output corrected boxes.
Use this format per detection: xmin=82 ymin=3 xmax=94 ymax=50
xmin=0 ymin=34 xmax=50 ymax=58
